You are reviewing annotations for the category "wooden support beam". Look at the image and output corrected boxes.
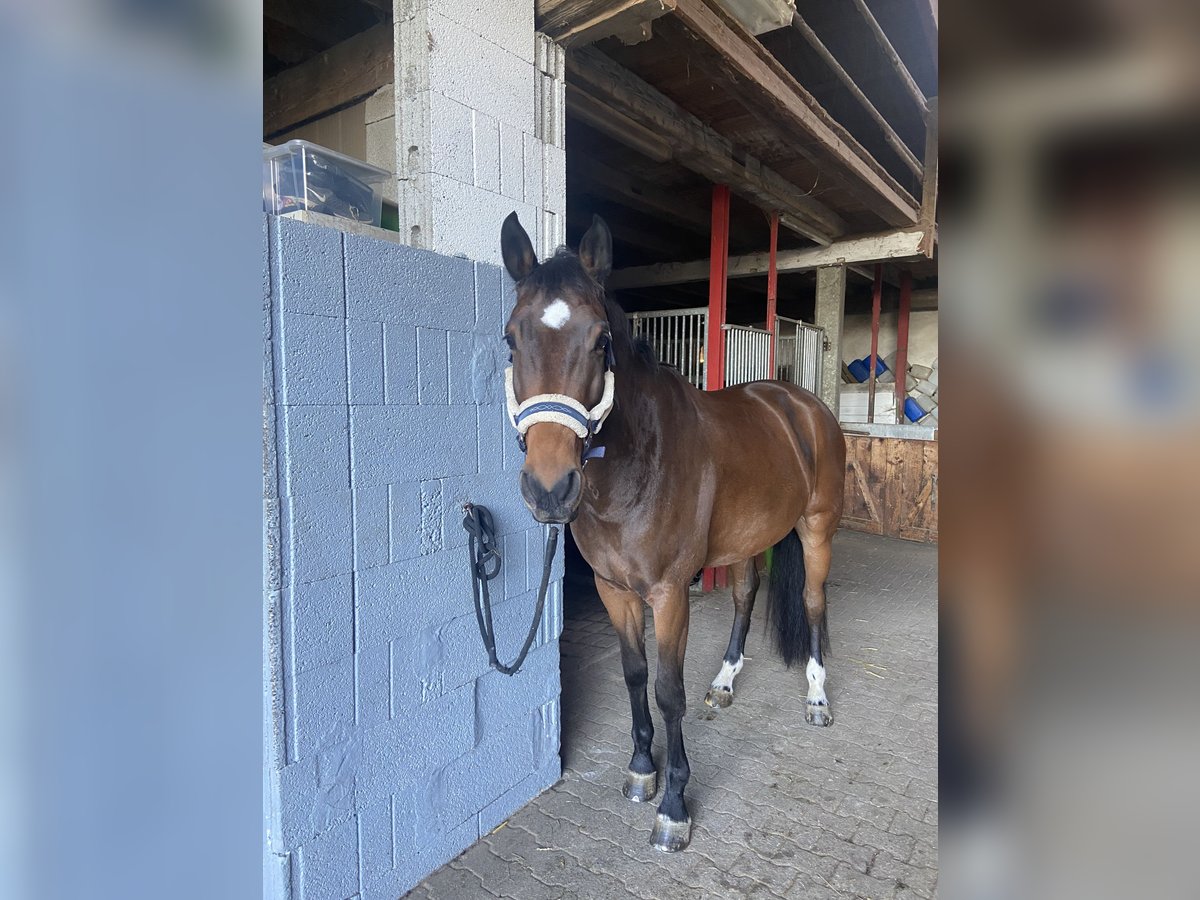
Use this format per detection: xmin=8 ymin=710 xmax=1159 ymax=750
xmin=789 ymin=13 xmax=922 ymax=177
xmin=264 ymin=22 xmax=393 ymax=138
xmin=671 ymin=0 xmax=919 ymax=226
xmin=538 ymin=0 xmax=676 ymax=47
xmin=569 ymin=149 xmax=713 ymax=235
xmin=846 ymin=0 xmax=928 ymax=114
xmin=918 ymin=97 xmax=939 ymax=257
xmin=568 ymin=48 xmax=848 ymax=243
xmin=565 ymin=84 xmax=673 ymax=163
xmin=867 ymin=263 xmax=882 ymax=423
xmin=609 ymin=227 xmax=929 ymax=289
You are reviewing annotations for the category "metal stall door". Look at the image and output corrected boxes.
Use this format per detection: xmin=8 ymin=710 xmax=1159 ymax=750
xmin=722 ymin=324 xmax=773 ymax=387
xmin=627 ymin=307 xmax=708 ymax=389
xmin=774 ymin=315 xmax=824 ymax=396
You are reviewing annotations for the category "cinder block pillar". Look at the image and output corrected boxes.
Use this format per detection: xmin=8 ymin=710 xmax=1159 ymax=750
xmin=394 ymin=1 xmax=566 ymax=265
xmin=815 ymin=264 xmax=847 ymax=415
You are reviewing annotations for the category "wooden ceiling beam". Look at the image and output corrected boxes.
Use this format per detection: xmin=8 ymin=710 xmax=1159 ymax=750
xmin=789 ymin=13 xmax=922 ymax=177
xmin=671 ymin=0 xmax=919 ymax=227
xmin=609 ymin=227 xmax=930 ymax=289
xmin=568 ymin=47 xmax=847 ymax=244
xmin=264 ymin=22 xmax=394 ymax=139
xmin=538 ymin=0 xmax=676 ymax=48
xmin=570 ymin=149 xmax=714 ymax=235
xmin=845 ymin=0 xmax=928 ymax=114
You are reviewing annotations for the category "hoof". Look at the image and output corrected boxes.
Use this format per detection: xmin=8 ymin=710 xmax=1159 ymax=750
xmin=649 ymin=813 xmax=692 ymax=852
xmin=805 ymin=702 xmax=834 ymax=727
xmin=704 ymin=686 xmax=733 ymax=708
xmin=623 ymin=769 xmax=657 ymax=803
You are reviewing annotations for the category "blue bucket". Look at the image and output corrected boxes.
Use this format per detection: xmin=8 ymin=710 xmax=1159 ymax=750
xmin=847 ymin=358 xmax=870 ymax=383
xmin=871 ymin=356 xmax=888 ymax=376
xmin=904 ymin=397 xmax=926 ymax=422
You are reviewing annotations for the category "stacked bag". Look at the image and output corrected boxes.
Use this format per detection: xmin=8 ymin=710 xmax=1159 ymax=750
xmin=844 ymin=352 xmax=938 ymax=425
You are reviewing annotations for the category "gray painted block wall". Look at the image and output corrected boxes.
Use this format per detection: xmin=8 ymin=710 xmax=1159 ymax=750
xmin=264 ymin=215 xmax=563 ymax=900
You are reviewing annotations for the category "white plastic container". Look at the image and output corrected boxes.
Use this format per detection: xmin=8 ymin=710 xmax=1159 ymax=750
xmin=264 ymin=140 xmax=390 ymax=226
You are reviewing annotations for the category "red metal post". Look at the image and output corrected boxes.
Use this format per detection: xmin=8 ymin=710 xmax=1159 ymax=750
xmin=894 ymin=270 xmax=912 ymax=423
xmin=704 ymin=185 xmax=730 ymax=393
xmin=866 ymin=263 xmax=882 ymax=423
xmin=703 ymin=185 xmax=731 ymax=592
xmin=766 ymin=212 xmax=779 ymax=374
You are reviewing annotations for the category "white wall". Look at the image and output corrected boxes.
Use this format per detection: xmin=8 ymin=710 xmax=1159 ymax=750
xmin=842 ymin=310 xmax=938 ymax=369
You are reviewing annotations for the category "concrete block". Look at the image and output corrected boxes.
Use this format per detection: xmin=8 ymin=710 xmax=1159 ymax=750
xmin=472 ymin=110 xmax=500 ymax=193
xmin=420 ymin=479 xmax=444 ymax=555
xmin=499 ymin=122 xmax=524 ymax=201
xmin=286 ymin=490 xmax=352 ymax=585
xmin=356 ymin=642 xmax=391 ymax=728
xmin=533 ymin=698 xmax=561 ymax=770
xmin=410 ymin=614 xmax=490 ymax=705
xmin=291 ymin=657 xmax=354 ymax=763
xmin=440 ymin=472 xmax=526 ymax=551
xmin=523 ymin=131 xmax=543 ymax=210
xmin=366 ymin=117 xmax=397 ymax=205
xmin=268 ymin=755 xmax=317 ymax=852
xmin=275 ymin=216 xmax=345 ymax=318
xmin=355 ymin=683 xmax=474 ymax=797
xmin=427 ymin=174 xmax=535 ymax=266
xmin=502 ymin=531 xmax=527 ymax=601
xmin=446 ymin=331 xmax=473 ymax=405
xmin=472 ymin=261 xmax=505 ymax=336
xmin=437 ymin=720 xmax=535 ymax=831
xmin=347 ymin=320 xmax=385 ymax=406
xmin=416 ymin=327 xmax=449 ymax=404
xmin=365 ymin=84 xmax=395 ymax=124
xmin=352 ymin=485 xmax=389 ymax=570
xmin=537 ymin=579 xmax=563 ymax=646
xmin=477 ymin=764 xmax=550 ymax=835
xmin=290 ymin=573 xmax=353 ymax=675
xmin=469 ymin=335 xmax=506 ymax=407
xmin=428 ymin=91 xmax=473 ymax=185
xmin=356 ymin=796 xmax=393 ymax=892
xmin=344 ymin=232 xmax=474 ymax=331
xmin=473 ymin=641 xmax=559 ymax=743
xmin=428 ymin=0 xmax=534 ymax=64
xmin=391 ymin=817 xmax=477 ymax=900
xmin=297 ymin=813 xmax=359 ymax=900
xmin=355 ymin=548 xmax=475 ymax=649
xmin=543 ymin=143 xmax=567 ymax=214
xmin=382 ymin=323 xmax=417 ymax=404
xmin=476 ymin=404 xmax=506 ymax=482
xmin=284 ymin=405 xmax=350 ymax=496
xmin=427 ymin=10 xmax=534 ymax=134
xmin=350 ymin=404 xmax=477 ymax=487
xmin=387 ymin=481 xmax=421 ymax=563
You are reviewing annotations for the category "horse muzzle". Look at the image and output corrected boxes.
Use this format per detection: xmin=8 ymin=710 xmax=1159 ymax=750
xmin=520 ymin=468 xmax=582 ymax=524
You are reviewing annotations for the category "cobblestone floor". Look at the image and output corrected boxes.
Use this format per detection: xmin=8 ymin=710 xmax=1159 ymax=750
xmin=413 ymin=531 xmax=937 ymax=899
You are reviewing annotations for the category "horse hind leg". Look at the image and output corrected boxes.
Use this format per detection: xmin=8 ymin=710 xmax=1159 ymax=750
xmin=798 ymin=516 xmax=836 ymax=727
xmin=705 ymin=558 xmax=759 ymax=709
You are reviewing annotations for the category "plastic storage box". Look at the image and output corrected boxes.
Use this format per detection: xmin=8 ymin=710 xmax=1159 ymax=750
xmin=263 ymin=140 xmax=389 ymax=226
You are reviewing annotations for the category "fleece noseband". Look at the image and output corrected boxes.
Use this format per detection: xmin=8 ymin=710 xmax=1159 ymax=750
xmin=504 ymin=341 xmax=616 ymax=462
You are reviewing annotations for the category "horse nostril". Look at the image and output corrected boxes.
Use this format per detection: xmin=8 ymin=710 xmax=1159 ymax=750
xmin=552 ymin=469 xmax=582 ymax=508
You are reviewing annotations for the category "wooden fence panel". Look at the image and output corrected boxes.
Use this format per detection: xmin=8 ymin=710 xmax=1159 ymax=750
xmin=841 ymin=435 xmax=938 ymax=543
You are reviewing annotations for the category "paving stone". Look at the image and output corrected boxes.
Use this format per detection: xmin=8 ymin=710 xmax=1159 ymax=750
xmin=412 ymin=531 xmax=937 ymax=898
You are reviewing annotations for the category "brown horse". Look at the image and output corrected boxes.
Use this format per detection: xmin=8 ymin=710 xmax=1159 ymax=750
xmin=500 ymin=212 xmax=846 ymax=852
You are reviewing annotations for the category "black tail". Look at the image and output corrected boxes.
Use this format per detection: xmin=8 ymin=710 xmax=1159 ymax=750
xmin=767 ymin=530 xmax=827 ymax=668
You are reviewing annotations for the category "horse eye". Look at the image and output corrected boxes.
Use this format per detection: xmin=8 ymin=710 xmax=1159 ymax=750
xmin=503 ymin=333 xmax=516 ymax=350
xmin=595 ymin=334 xmax=610 ymax=353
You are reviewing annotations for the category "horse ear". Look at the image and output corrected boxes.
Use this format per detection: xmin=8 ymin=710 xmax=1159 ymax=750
xmin=501 ymin=212 xmax=537 ymax=282
xmin=578 ymin=214 xmax=612 ymax=285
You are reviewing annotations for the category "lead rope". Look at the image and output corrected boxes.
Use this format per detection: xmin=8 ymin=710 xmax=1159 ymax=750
xmin=463 ymin=503 xmax=559 ymax=676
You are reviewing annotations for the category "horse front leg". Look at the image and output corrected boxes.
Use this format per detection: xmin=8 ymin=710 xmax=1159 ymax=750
xmin=593 ymin=576 xmax=657 ymax=802
xmin=649 ymin=584 xmax=692 ymax=851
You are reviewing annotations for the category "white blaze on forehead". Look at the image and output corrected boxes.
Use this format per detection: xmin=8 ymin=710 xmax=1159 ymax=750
xmin=541 ymin=298 xmax=571 ymax=330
